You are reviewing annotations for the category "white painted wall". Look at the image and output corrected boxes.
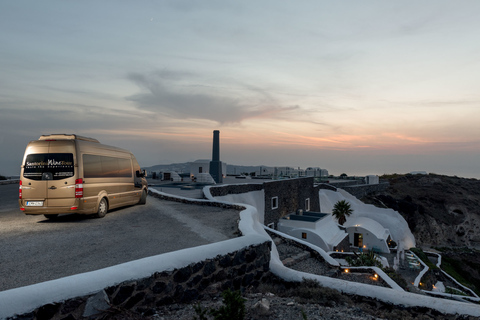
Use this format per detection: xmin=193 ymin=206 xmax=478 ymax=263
xmin=190 ymin=160 xmax=210 ymax=178
xmin=365 ymin=175 xmax=379 ymax=184
xmin=346 ymin=226 xmax=389 ymax=253
xmin=319 ymin=189 xmax=415 ymax=249
xmin=282 ymin=228 xmax=331 ymax=251
xmin=190 ymin=160 xmax=227 ymax=179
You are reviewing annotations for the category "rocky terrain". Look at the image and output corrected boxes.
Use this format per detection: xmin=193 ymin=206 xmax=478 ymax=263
xmin=94 ymin=276 xmax=474 ymax=320
xmin=91 ymin=234 xmax=478 ymax=320
xmin=362 ymin=173 xmax=480 ymax=249
xmin=362 ymin=173 xmax=480 ymax=296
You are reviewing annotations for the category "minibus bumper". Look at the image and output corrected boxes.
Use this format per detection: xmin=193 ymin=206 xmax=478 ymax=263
xmin=19 ymin=199 xmax=90 ymax=215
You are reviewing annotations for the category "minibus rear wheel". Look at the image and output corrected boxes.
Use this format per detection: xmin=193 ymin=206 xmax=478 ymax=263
xmin=94 ymin=198 xmax=108 ymax=218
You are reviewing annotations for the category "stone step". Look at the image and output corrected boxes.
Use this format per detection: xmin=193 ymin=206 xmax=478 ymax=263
xmin=281 ymin=251 xmax=310 ymax=267
xmin=273 ymin=237 xmax=282 ymax=246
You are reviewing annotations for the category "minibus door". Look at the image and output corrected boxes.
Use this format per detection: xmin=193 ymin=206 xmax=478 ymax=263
xmin=44 ymin=152 xmax=76 ymax=207
xmin=46 ymin=176 xmax=76 ymax=207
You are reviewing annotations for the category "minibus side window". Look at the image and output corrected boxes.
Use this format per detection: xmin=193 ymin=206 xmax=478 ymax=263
xmin=117 ymin=158 xmax=132 ymax=177
xmin=83 ymin=154 xmax=132 ymax=178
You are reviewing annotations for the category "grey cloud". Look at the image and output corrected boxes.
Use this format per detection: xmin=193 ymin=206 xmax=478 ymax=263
xmin=125 ymin=71 xmax=299 ymax=124
xmin=0 ymin=100 xmax=151 ymax=137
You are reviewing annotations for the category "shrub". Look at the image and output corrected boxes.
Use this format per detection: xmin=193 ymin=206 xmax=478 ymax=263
xmin=445 ymin=287 xmax=468 ymax=296
xmin=193 ymin=304 xmax=209 ymax=320
xmin=441 ymin=256 xmax=479 ymax=295
xmin=193 ymin=289 xmax=247 ymax=320
xmin=210 ymin=289 xmax=246 ymax=320
xmin=0 ymin=175 xmax=6 ymax=180
xmin=346 ymin=251 xmax=383 ymax=268
xmin=409 ymin=248 xmax=437 ymax=270
xmin=383 ymin=267 xmax=408 ymax=290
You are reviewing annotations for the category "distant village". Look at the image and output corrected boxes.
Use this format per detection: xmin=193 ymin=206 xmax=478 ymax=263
xmin=146 ymin=159 xmax=332 ymax=182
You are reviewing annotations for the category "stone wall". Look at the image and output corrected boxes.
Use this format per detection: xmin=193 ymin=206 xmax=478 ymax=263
xmin=209 ymin=183 xmax=263 ymax=197
xmin=317 ymin=183 xmax=337 ymax=192
xmin=342 ymin=183 xmax=389 ymax=199
xmin=208 ymin=178 xmax=321 ymax=229
xmin=335 ymin=234 xmax=351 ymax=252
xmin=328 ymin=180 xmax=362 ymax=188
xmin=15 ymin=241 xmax=272 ymax=320
xmin=264 ymin=177 xmax=321 ymax=228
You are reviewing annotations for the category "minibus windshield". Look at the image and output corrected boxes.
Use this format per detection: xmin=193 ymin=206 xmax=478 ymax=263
xmin=23 ymin=153 xmax=74 ymax=180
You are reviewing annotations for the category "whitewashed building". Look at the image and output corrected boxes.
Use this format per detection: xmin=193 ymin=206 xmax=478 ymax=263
xmin=160 ymin=171 xmax=182 ymax=182
xmin=305 ymin=167 xmax=329 ymax=178
xmin=344 ymin=217 xmax=392 ymax=253
xmin=189 ymin=159 xmax=226 ymax=180
xmin=275 ymin=167 xmax=303 ymax=178
xmin=277 ymin=212 xmax=349 ymax=252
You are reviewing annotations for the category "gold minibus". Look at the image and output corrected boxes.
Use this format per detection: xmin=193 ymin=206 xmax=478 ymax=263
xmin=19 ymin=134 xmax=148 ymax=219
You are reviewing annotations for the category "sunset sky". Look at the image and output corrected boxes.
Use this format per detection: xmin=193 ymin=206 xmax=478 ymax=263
xmin=1 ymin=1 xmax=479 ymax=178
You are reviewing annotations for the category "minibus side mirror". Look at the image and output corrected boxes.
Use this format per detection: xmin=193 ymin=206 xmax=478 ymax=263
xmin=136 ymin=170 xmax=146 ymax=178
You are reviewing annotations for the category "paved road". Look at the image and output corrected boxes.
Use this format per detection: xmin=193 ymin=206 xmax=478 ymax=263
xmin=0 ymin=184 xmax=239 ymax=291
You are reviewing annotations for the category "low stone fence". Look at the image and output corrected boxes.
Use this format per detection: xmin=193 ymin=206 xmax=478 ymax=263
xmin=209 ymin=183 xmax=264 ymax=197
xmin=0 ymin=180 xmax=19 ymax=185
xmin=13 ymin=241 xmax=271 ymax=320
xmin=341 ymin=182 xmax=389 ymax=199
xmin=148 ymin=190 xmax=245 ymax=211
xmin=317 ymin=183 xmax=337 ymax=191
xmin=2 ymin=191 xmax=272 ymax=320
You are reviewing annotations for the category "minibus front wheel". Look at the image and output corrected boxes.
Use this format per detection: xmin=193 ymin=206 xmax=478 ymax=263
xmin=94 ymin=198 xmax=108 ymax=218
xmin=138 ymin=189 xmax=147 ymax=205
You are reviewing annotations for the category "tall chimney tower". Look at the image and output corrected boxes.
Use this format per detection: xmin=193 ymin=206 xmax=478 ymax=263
xmin=209 ymin=130 xmax=223 ymax=183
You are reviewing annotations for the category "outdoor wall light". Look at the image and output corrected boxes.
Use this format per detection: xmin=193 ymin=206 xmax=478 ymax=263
xmin=345 ymin=269 xmax=349 ymax=273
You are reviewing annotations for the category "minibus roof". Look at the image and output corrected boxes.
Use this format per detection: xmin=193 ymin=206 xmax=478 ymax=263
xmin=38 ymin=134 xmax=100 ymax=143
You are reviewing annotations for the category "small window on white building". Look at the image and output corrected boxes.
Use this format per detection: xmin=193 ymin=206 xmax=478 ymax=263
xmin=271 ymin=196 xmax=278 ymax=209
xmin=305 ymin=198 xmax=310 ymax=211
xmin=199 ymin=167 xmax=203 ymax=173
xmin=302 ymin=232 xmax=307 ymax=239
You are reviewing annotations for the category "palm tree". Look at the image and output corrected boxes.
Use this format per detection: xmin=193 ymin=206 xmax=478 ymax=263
xmin=332 ymin=200 xmax=353 ymax=225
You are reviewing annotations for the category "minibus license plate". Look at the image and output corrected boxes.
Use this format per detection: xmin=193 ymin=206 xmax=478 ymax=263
xmin=26 ymin=201 xmax=44 ymax=206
